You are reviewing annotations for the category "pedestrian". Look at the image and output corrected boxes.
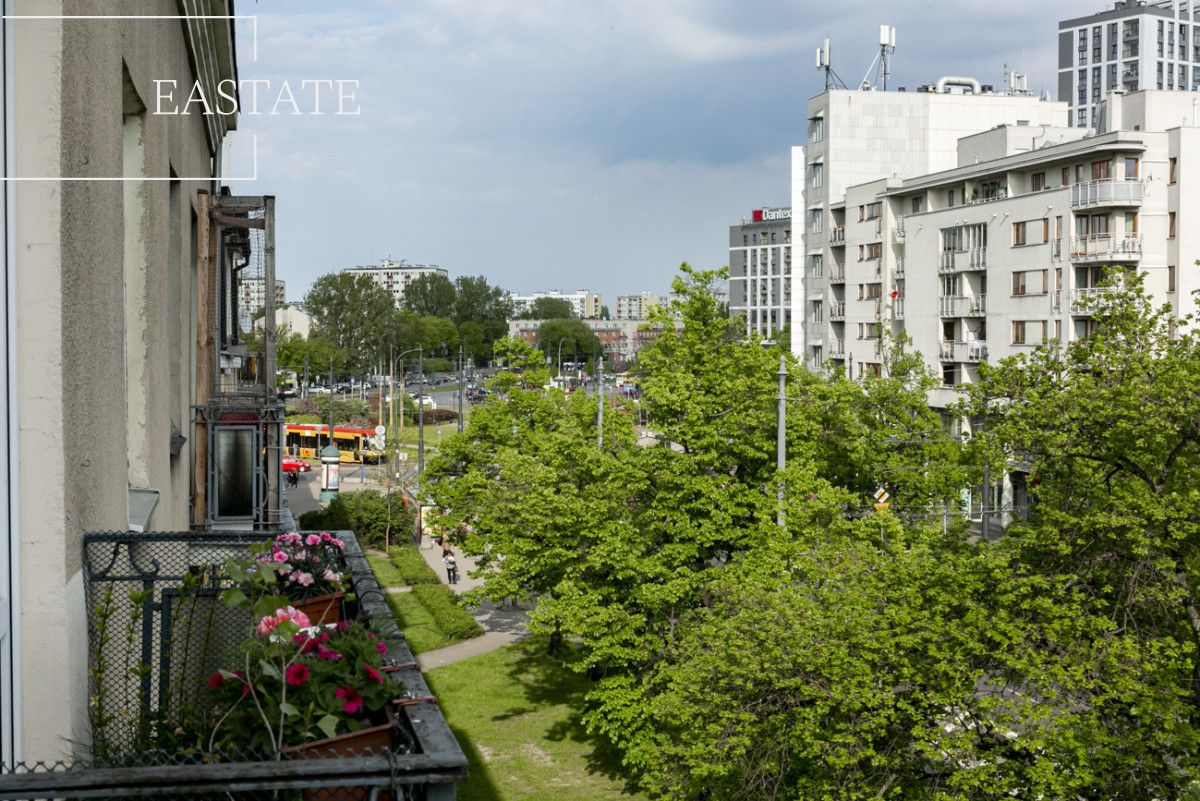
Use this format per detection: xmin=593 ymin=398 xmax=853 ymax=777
xmin=444 ymin=552 xmax=458 ymax=585
xmin=441 ymin=537 xmax=454 ymax=560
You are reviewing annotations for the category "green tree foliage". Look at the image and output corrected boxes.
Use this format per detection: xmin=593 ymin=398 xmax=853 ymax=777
xmin=452 ymin=275 xmax=512 ymax=327
xmin=523 ymin=296 xmax=575 ymax=320
xmin=533 ymin=319 xmax=600 ymax=366
xmin=276 ymin=331 xmax=347 ymax=376
xmin=402 ymin=272 xmax=456 ymax=318
xmin=303 ymin=273 xmax=395 ymax=369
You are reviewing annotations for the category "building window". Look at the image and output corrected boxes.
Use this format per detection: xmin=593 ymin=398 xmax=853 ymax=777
xmin=1013 ymin=221 xmax=1027 ymax=246
xmin=911 ymin=196 xmax=923 ymax=214
xmin=1031 ymin=172 xmax=1046 ymax=192
xmin=865 ymin=242 xmax=882 ymax=261
xmin=864 ymin=283 xmax=882 ymax=299
xmin=1170 ymin=211 xmax=1176 ymax=238
xmin=1170 ymin=157 xmax=1178 ymax=183
xmin=809 ymin=254 xmax=824 ymax=278
xmin=809 ymin=117 xmax=824 ymax=142
xmin=1061 ymin=167 xmax=1070 ymax=186
xmin=1124 ymin=157 xmax=1139 ymax=178
xmin=812 ymin=300 xmax=823 ymax=322
xmin=808 ymin=162 xmax=824 ymax=189
xmin=864 ymin=202 xmax=881 ymax=221
xmin=1092 ymin=160 xmax=1111 ymax=180
xmin=857 ymin=245 xmax=864 ymax=262
xmin=947 ymin=189 xmax=957 ymax=207
xmin=1012 ymin=320 xmax=1046 ymax=345
xmin=1012 ymin=270 xmax=1047 ymax=296
xmin=1168 ymin=265 xmax=1176 ymax=292
xmin=942 ymin=363 xmax=958 ymax=387
xmin=808 ymin=209 xmax=823 ymax=234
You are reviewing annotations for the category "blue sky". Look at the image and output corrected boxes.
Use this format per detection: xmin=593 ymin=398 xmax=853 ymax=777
xmin=229 ymin=0 xmax=1102 ymax=305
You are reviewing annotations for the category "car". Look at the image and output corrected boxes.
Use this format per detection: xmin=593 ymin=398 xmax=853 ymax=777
xmin=412 ymin=394 xmax=438 ymax=410
xmin=467 ymin=387 xmax=490 ymax=403
xmin=282 ymin=456 xmax=311 ymax=474
xmin=309 ymin=385 xmax=331 ymax=395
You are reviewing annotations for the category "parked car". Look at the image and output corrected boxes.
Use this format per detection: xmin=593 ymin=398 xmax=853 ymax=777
xmin=282 ymin=456 xmax=311 ymax=474
xmin=412 ymin=394 xmax=438 ymax=410
xmin=467 ymin=387 xmax=489 ymax=403
xmin=309 ymin=385 xmax=331 ymax=395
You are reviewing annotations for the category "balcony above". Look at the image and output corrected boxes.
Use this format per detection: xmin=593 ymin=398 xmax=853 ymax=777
xmin=938 ymin=295 xmax=987 ymax=318
xmin=939 ymin=340 xmax=988 ymax=362
xmin=830 ymin=300 xmax=846 ymax=320
xmin=1069 ymin=233 xmax=1142 ymax=262
xmin=938 ymin=248 xmax=987 ymax=274
xmin=829 ymin=267 xmax=846 ymax=284
xmin=829 ymin=226 xmax=846 ymax=245
xmin=1070 ymin=178 xmax=1144 ymax=209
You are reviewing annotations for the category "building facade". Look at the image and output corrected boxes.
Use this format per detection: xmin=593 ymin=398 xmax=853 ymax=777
xmin=728 ymin=208 xmax=792 ymax=340
xmin=238 ymin=278 xmax=286 ymax=332
xmin=614 ymin=292 xmax=666 ymax=320
xmin=509 ymin=289 xmax=603 ymax=319
xmin=795 ymin=81 xmax=1069 ymax=359
xmin=805 ymin=91 xmax=1198 ymax=414
xmin=508 ymin=318 xmax=668 ymax=363
xmin=1060 ymin=1 xmax=1200 ymax=129
xmin=343 ymin=258 xmax=448 ymax=307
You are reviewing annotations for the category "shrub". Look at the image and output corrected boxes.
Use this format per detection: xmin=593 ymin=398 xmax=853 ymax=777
xmin=411 ymin=584 xmax=484 ymax=641
xmin=286 ymin=414 xmax=322 ymax=424
xmin=420 ymin=408 xmax=459 ymax=424
xmin=298 ymin=490 xmax=413 ymax=551
xmin=388 ymin=545 xmax=440 ymax=586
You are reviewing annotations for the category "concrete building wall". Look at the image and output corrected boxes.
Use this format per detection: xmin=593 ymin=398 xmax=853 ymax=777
xmin=727 ymin=212 xmax=791 ymax=340
xmin=12 ymin=1 xmax=232 ymax=761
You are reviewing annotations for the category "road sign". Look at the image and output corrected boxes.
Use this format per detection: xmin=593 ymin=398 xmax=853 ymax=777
xmin=873 ymin=501 xmax=891 ymax=513
xmin=397 ymin=452 xmax=409 ymax=461
xmin=873 ymin=488 xmax=890 ymax=504
xmin=374 ymin=424 xmax=386 ymax=436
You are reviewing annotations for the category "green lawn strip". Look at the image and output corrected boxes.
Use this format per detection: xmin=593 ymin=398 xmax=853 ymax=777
xmin=426 ymin=638 xmax=646 ymax=801
xmin=365 ymin=552 xmax=406 ymax=588
xmin=387 ymin=545 xmax=441 ymax=585
xmin=384 ymin=592 xmax=453 ymax=655
xmin=411 ymin=584 xmax=484 ymax=641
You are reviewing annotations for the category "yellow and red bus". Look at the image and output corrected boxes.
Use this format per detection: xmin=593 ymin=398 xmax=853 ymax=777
xmin=285 ymin=423 xmax=385 ymax=464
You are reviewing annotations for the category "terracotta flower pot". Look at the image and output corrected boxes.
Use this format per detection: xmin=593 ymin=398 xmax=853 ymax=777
xmin=291 ymin=591 xmax=345 ymax=626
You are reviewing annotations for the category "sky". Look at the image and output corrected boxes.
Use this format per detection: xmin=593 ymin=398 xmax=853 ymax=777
xmin=228 ymin=0 xmax=1105 ymax=306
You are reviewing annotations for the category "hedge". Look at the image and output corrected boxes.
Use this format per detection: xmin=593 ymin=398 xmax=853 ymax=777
xmin=411 ymin=583 xmax=484 ymax=641
xmin=297 ymin=490 xmax=413 ymax=551
xmin=388 ymin=545 xmax=441 ymax=586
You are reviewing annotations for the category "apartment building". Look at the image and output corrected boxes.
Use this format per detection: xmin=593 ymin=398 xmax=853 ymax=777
xmin=815 ymin=90 xmax=1198 ymax=414
xmin=343 ymin=258 xmax=448 ymax=307
xmin=615 ymin=292 xmax=667 ymax=320
xmin=508 ymin=317 xmax=668 ymax=363
xmin=796 ymin=81 xmax=1069 ymax=359
xmin=1060 ymin=1 xmax=1200 ymax=129
xmin=237 ymin=278 xmax=286 ymax=332
xmin=728 ymin=208 xmax=792 ymax=340
xmin=509 ymin=289 xmax=603 ymax=319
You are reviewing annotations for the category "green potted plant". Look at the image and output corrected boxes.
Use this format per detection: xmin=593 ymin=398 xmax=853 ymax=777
xmin=257 ymin=532 xmax=350 ymax=624
xmin=206 ymin=608 xmax=400 ymax=759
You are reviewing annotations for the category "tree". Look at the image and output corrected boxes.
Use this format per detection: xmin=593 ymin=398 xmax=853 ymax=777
xmin=522 ymin=296 xmax=575 ymax=320
xmin=303 ymin=273 xmax=395 ymax=370
xmin=276 ymin=331 xmax=348 ymax=377
xmin=533 ymin=319 xmax=600 ymax=368
xmin=600 ymin=305 xmax=611 ymax=320
xmin=452 ymin=275 xmax=512 ymax=327
xmin=402 ymin=273 xmax=456 ymax=318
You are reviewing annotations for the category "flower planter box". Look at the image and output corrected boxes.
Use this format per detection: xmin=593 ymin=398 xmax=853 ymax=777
xmin=284 ymin=706 xmax=398 ymax=801
xmin=290 ymin=591 xmax=345 ymax=626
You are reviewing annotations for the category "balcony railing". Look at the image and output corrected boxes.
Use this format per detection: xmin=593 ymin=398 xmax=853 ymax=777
xmin=939 ymin=340 xmax=988 ymax=362
xmin=830 ymin=226 xmax=846 ymax=244
xmin=0 ymin=530 xmax=471 ymax=799
xmin=1070 ymin=178 xmax=1144 ymax=208
xmin=1069 ymin=233 xmax=1143 ymax=262
xmin=1071 ymin=286 xmax=1107 ymax=312
xmin=893 ymin=257 xmax=905 ymax=280
xmin=939 ymin=295 xmax=987 ymax=318
xmin=830 ymin=339 xmax=845 ymax=357
xmin=830 ymin=300 xmax=846 ymax=320
xmin=938 ymin=248 xmax=988 ymax=273
xmin=893 ymin=297 xmax=905 ymax=320
xmin=829 ymin=267 xmax=846 ymax=283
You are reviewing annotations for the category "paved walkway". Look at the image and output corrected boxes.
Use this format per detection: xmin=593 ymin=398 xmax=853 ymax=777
xmin=414 ymin=535 xmax=530 ymax=671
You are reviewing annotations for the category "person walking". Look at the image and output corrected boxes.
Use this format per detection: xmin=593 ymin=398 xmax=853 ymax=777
xmin=443 ymin=552 xmax=459 ymax=585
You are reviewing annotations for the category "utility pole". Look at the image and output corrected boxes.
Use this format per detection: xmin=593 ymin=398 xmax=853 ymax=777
xmin=776 ymin=355 xmax=787 ymax=528
xmin=303 ymin=357 xmax=309 ymax=399
xmin=418 ymin=347 xmax=425 ymax=475
xmin=457 ymin=344 xmax=465 ymax=433
xmin=327 ymin=357 xmax=334 ymax=450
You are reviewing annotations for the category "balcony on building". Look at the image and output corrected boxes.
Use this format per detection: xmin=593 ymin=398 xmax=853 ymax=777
xmin=829 ymin=225 xmax=846 ymax=245
xmin=892 ymin=297 xmax=905 ymax=320
xmin=1069 ymin=233 xmax=1143 ymax=262
xmin=829 ymin=265 xmax=846 ymax=283
xmin=893 ymin=218 xmax=906 ymax=242
xmin=1070 ymin=178 xmax=1145 ymax=209
xmin=938 ymin=248 xmax=988 ymax=274
xmin=892 ymin=257 xmax=905 ymax=280
xmin=830 ymin=338 xmax=845 ymax=358
xmin=938 ymin=295 xmax=987 ymax=318
xmin=1070 ymin=286 xmax=1109 ymax=313
xmin=939 ymin=340 xmax=988 ymax=363
xmin=829 ymin=300 xmax=846 ymax=321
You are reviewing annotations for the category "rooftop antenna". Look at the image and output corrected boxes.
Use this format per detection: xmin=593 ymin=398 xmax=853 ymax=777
xmin=816 ymin=38 xmax=848 ymax=90
xmin=877 ymin=25 xmax=896 ymax=91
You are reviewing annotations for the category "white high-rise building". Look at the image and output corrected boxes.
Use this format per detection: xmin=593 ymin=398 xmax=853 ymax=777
xmin=1059 ymin=1 xmax=1200 ymax=130
xmin=728 ymin=209 xmax=792 ymax=340
xmin=800 ymin=90 xmax=1198 ymax=413
xmin=509 ymin=289 xmax=602 ymax=319
xmin=793 ymin=79 xmax=1069 ymax=361
xmin=342 ymin=259 xmax=448 ymax=307
xmin=238 ymin=278 xmax=286 ymax=333
xmin=615 ymin=292 xmax=667 ymax=320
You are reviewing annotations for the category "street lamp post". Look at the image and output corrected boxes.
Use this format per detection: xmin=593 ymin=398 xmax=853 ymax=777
xmin=596 ymin=349 xmax=604 ymax=448
xmin=457 ymin=344 xmax=465 ymax=434
xmin=776 ymin=355 xmax=787 ymax=528
xmin=395 ymin=347 xmax=424 ymax=473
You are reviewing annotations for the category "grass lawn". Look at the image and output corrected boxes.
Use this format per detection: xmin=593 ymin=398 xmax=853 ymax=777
xmin=365 ymin=553 xmax=406 ymax=588
xmin=426 ymin=639 xmax=647 ymax=801
xmin=365 ymin=551 xmax=471 ymax=655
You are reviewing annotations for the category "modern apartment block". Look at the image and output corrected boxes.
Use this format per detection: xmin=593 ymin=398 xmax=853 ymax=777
xmin=509 ymin=289 xmax=603 ymax=319
xmin=508 ymin=317 xmax=668 ymax=363
xmin=342 ymin=258 xmax=448 ymax=307
xmin=795 ymin=80 xmax=1069 ymax=359
xmin=809 ymin=90 xmax=1198 ymax=415
xmin=237 ymin=278 xmax=286 ymax=332
xmin=615 ymin=292 xmax=667 ymax=320
xmin=728 ymin=208 xmax=792 ymax=340
xmin=1060 ymin=1 xmax=1200 ymax=129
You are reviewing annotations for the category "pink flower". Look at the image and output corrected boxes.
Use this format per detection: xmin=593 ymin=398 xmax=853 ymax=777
xmin=375 ymin=642 xmax=388 ymax=655
xmin=335 ymin=686 xmax=363 ymax=714
xmin=296 ymin=572 xmax=314 ymax=587
xmin=332 ymin=539 xmax=345 ymax=549
xmin=305 ymin=533 xmax=323 ymax=546
xmin=207 ymin=671 xmax=224 ymax=690
xmin=323 ymin=569 xmax=342 ymax=583
xmin=256 ymin=607 xmax=311 ymax=637
xmin=316 ymin=644 xmax=343 ymax=661
xmin=273 ymin=551 xmax=289 ymax=563
xmin=285 ymin=663 xmax=310 ymax=686
xmin=321 ymin=532 xmax=332 ymax=542
xmin=335 ymin=620 xmax=352 ymax=633
xmin=364 ymin=665 xmax=384 ymax=684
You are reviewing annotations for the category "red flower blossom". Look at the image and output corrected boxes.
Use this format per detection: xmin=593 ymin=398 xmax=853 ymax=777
xmin=316 ymin=644 xmax=343 ymax=661
xmin=285 ymin=663 xmax=310 ymax=686
xmin=208 ymin=671 xmax=224 ymax=690
xmin=335 ymin=686 xmax=363 ymax=714
xmin=364 ymin=665 xmax=384 ymax=684
xmin=375 ymin=641 xmax=388 ymax=655
xmin=335 ymin=620 xmax=352 ymax=633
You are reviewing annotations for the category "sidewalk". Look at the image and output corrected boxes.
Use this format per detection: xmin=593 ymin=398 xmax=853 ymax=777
xmin=414 ymin=535 xmax=530 ymax=671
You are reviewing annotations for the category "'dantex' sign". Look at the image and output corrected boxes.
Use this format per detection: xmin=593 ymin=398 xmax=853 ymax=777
xmin=752 ymin=207 xmax=791 ymax=222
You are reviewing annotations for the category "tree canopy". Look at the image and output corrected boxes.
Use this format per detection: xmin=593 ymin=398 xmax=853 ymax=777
xmin=522 ymin=296 xmax=575 ymax=320
xmin=401 ymin=272 xmax=456 ymax=318
xmin=303 ymin=273 xmax=395 ymax=369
